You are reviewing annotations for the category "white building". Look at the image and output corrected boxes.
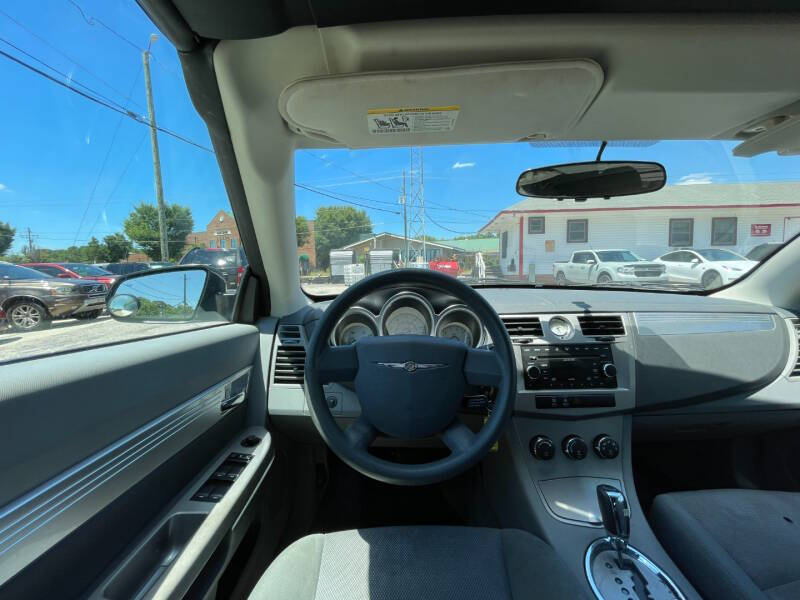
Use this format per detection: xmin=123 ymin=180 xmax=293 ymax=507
xmin=480 ymin=182 xmax=800 ymax=280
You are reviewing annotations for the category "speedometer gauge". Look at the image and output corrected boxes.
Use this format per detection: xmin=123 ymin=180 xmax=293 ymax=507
xmin=548 ymin=316 xmax=574 ymax=340
xmin=438 ymin=322 xmax=473 ymax=346
xmin=384 ymin=306 xmax=429 ymax=336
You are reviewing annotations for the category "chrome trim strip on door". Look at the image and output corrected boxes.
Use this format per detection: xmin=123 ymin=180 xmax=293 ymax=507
xmin=0 ymin=367 xmax=251 ymax=587
xmin=634 ymin=312 xmax=775 ymax=335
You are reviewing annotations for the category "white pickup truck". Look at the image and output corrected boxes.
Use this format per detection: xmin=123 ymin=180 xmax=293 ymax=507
xmin=552 ymin=249 xmax=667 ymax=285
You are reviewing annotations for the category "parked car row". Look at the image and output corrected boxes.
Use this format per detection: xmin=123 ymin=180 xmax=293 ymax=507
xmin=553 ymin=247 xmax=760 ymax=289
xmin=0 ymin=262 xmax=108 ymax=331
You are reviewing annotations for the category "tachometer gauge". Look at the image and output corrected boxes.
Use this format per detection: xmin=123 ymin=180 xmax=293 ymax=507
xmin=339 ymin=322 xmax=374 ymax=345
xmin=548 ymin=316 xmax=574 ymax=340
xmin=384 ymin=306 xmax=429 ymax=336
xmin=438 ymin=322 xmax=473 ymax=346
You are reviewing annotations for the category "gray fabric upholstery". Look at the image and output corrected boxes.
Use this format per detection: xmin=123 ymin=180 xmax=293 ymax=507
xmin=249 ymin=526 xmax=589 ymax=600
xmin=650 ymin=489 xmax=800 ymax=600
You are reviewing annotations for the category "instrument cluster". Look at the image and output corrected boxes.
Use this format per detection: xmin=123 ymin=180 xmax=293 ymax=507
xmin=331 ymin=291 xmax=484 ymax=348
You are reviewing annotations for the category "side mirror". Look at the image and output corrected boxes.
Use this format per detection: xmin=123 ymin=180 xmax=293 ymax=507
xmin=107 ymin=266 xmax=229 ymax=323
xmin=58 ymin=273 xmax=72 ymax=278
xmin=691 ymin=258 xmax=701 ymax=264
xmin=586 ymin=259 xmax=596 ymax=264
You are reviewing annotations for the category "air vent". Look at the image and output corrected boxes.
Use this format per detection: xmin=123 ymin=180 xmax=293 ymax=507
xmin=578 ymin=315 xmax=625 ymax=336
xmin=501 ymin=315 xmax=543 ymax=338
xmin=273 ymin=346 xmax=306 ymax=384
xmin=791 ymin=319 xmax=800 ymax=378
xmin=277 ymin=324 xmax=302 ymax=345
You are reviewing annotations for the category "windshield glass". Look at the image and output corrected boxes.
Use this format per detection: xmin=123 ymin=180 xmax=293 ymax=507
xmin=296 ymin=141 xmax=800 ymax=294
xmin=0 ymin=263 xmax=49 ymax=280
xmin=186 ymin=249 xmax=240 ymax=266
xmin=63 ymin=263 xmax=112 ymax=276
xmin=596 ymin=251 xmax=641 ymax=262
xmin=694 ymin=249 xmax=747 ymax=261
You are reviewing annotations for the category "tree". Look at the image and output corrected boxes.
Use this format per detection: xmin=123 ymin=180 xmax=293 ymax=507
xmin=296 ymin=216 xmax=311 ymax=247
xmin=86 ymin=237 xmax=107 ymax=263
xmin=0 ymin=221 xmax=16 ymax=255
xmin=314 ymin=206 xmax=372 ymax=268
xmin=103 ymin=233 xmax=133 ymax=262
xmin=124 ymin=202 xmax=194 ymax=260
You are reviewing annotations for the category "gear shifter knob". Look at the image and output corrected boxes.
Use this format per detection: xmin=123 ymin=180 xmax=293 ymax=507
xmin=596 ymin=484 xmax=630 ymax=540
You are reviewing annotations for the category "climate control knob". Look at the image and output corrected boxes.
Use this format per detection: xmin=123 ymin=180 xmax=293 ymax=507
xmin=602 ymin=363 xmax=617 ymax=378
xmin=529 ymin=435 xmax=556 ymax=460
xmin=593 ymin=434 xmax=620 ymax=459
xmin=562 ymin=435 xmax=588 ymax=460
xmin=525 ymin=364 xmax=542 ymax=380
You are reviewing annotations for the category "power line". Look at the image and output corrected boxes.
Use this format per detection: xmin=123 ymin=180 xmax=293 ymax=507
xmin=73 ymin=62 xmax=143 ymax=244
xmin=294 ymin=183 xmax=401 ymax=214
xmin=0 ymin=7 xmax=144 ymax=110
xmin=84 ymin=131 xmax=150 ymax=241
xmin=301 ymin=151 xmax=402 ymax=193
xmin=0 ymin=46 xmax=214 ymax=153
xmin=0 ymin=37 xmax=135 ymax=114
xmin=426 ymin=212 xmax=478 ymax=235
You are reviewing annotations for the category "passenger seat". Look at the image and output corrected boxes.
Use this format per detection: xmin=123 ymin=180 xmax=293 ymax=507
xmin=650 ymin=489 xmax=800 ymax=600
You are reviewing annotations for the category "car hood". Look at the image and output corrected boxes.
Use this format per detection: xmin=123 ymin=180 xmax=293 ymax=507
xmin=717 ymin=260 xmax=758 ymax=271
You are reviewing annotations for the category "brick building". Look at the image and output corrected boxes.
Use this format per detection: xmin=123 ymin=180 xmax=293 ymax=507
xmin=185 ymin=210 xmax=241 ymax=251
xmin=298 ymin=219 xmax=317 ymax=267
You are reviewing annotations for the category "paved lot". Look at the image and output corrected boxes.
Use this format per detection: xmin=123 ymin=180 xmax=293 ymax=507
xmin=0 ymin=315 xmax=212 ymax=363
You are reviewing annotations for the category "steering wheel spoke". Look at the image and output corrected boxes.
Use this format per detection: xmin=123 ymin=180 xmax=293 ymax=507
xmin=463 ymin=348 xmax=503 ymax=387
xmin=345 ymin=415 xmax=378 ymax=450
xmin=317 ymin=344 xmax=359 ymax=383
xmin=441 ymin=418 xmax=476 ymax=455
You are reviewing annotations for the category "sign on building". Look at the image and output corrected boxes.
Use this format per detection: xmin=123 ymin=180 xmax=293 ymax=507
xmin=751 ymin=224 xmax=771 ymax=236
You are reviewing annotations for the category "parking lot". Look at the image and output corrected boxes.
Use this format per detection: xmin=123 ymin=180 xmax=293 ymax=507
xmin=0 ymin=315 xmax=212 ymax=363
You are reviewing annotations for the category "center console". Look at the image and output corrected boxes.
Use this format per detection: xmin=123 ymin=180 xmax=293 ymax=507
xmin=483 ymin=312 xmax=700 ymax=600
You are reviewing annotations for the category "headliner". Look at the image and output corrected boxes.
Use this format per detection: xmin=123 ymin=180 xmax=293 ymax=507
xmin=140 ymin=0 xmax=800 ymax=46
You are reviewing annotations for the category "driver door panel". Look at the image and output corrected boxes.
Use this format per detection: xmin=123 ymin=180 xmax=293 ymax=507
xmin=0 ymin=322 xmax=278 ymax=598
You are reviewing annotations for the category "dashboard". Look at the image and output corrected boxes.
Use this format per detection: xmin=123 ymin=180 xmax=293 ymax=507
xmin=269 ymin=286 xmax=800 ymax=436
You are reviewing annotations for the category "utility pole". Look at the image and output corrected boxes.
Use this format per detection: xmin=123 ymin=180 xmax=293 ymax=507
xmin=401 ymin=171 xmax=408 ymax=266
xmin=27 ymin=227 xmax=33 ymax=258
xmin=142 ymin=33 xmax=169 ymax=261
xmin=408 ymin=147 xmax=426 ymax=263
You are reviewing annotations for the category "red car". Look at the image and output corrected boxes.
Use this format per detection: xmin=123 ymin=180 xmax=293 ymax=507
xmin=428 ymin=258 xmax=459 ymax=277
xmin=22 ymin=262 xmax=117 ymax=287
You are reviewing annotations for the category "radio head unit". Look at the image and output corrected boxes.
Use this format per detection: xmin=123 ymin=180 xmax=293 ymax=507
xmin=521 ymin=344 xmax=617 ymax=390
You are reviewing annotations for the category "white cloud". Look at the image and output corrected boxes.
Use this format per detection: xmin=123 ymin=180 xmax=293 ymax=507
xmin=676 ymin=172 xmax=713 ymax=185
xmin=452 ymin=161 xmax=476 ymax=169
xmin=0 ymin=183 xmax=6 ymax=192
xmin=85 ymin=133 xmax=91 ymax=145
xmin=102 ymin=210 xmax=108 ymax=226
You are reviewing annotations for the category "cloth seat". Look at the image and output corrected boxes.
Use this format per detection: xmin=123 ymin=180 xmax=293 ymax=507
xmin=650 ymin=489 xmax=800 ymax=600
xmin=249 ymin=525 xmax=589 ymax=600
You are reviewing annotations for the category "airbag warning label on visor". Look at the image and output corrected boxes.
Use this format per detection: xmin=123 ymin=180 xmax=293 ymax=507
xmin=367 ymin=106 xmax=459 ymax=134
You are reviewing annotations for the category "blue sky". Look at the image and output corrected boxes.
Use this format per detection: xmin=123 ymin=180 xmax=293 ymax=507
xmin=3 ymin=1 xmax=800 ymax=254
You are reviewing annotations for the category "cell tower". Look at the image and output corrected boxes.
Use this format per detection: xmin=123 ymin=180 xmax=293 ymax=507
xmin=407 ymin=146 xmax=426 ymax=263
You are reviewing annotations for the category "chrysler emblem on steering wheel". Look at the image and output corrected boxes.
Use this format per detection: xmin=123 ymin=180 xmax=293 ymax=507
xmin=376 ymin=361 xmax=447 ymax=372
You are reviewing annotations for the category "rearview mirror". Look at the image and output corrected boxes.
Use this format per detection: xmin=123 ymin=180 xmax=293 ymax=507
xmin=516 ymin=161 xmax=666 ymax=200
xmin=107 ymin=266 xmax=230 ymax=322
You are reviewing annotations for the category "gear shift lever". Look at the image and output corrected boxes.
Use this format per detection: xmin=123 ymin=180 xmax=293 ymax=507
xmin=597 ymin=484 xmax=631 ymax=567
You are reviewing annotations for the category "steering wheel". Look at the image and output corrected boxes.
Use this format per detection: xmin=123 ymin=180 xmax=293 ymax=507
xmin=304 ymin=269 xmax=515 ymax=486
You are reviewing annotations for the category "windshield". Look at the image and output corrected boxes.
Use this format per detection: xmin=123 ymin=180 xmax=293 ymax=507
xmin=296 ymin=141 xmax=800 ymax=294
xmin=0 ymin=263 xmax=49 ymax=280
xmin=695 ymin=249 xmax=747 ymax=261
xmin=596 ymin=251 xmax=641 ymax=262
xmin=63 ymin=263 xmax=112 ymax=276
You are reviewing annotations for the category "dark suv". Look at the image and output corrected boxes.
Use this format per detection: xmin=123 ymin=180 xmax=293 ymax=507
xmin=179 ymin=248 xmax=247 ymax=291
xmin=0 ymin=262 xmax=107 ymax=331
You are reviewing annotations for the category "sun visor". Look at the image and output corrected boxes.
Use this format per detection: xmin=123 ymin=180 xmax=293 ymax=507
xmin=278 ymin=60 xmax=604 ymax=148
xmin=733 ymin=116 xmax=800 ymax=157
